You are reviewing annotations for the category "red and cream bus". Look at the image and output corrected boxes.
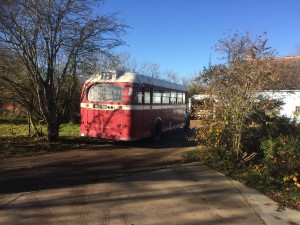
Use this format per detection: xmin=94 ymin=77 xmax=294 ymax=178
xmin=80 ymin=70 xmax=189 ymax=141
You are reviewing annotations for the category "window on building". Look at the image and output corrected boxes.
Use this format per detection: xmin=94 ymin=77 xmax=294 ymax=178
xmin=295 ymin=106 xmax=300 ymax=113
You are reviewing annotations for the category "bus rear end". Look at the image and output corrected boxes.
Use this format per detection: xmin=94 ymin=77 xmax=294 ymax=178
xmin=80 ymin=80 xmax=134 ymax=141
xmin=80 ymin=71 xmax=189 ymax=141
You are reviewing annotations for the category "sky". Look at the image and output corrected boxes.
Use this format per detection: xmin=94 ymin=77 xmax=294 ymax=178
xmin=102 ymin=0 xmax=300 ymax=80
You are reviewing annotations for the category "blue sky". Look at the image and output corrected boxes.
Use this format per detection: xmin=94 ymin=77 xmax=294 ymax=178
xmin=102 ymin=0 xmax=300 ymax=80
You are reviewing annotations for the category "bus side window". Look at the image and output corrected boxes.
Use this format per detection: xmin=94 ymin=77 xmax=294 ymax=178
xmin=137 ymin=92 xmax=143 ymax=104
xmin=153 ymin=91 xmax=162 ymax=104
xmin=170 ymin=92 xmax=176 ymax=104
xmin=162 ymin=91 xmax=170 ymax=104
xmin=177 ymin=92 xmax=183 ymax=104
xmin=144 ymin=91 xmax=151 ymax=104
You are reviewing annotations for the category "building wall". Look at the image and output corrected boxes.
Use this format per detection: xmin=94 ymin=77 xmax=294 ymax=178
xmin=261 ymin=90 xmax=300 ymax=122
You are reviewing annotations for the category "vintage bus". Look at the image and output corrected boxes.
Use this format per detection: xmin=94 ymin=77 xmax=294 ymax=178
xmin=80 ymin=70 xmax=189 ymax=141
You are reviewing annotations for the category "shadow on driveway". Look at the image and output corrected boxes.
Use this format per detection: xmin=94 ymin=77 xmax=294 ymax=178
xmin=0 ymin=128 xmax=197 ymax=194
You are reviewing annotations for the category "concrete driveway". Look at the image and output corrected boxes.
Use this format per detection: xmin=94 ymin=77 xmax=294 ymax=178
xmin=1 ymin=162 xmax=299 ymax=225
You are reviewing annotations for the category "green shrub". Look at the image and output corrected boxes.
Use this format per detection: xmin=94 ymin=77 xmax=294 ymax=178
xmin=190 ymin=115 xmax=300 ymax=208
xmin=260 ymin=135 xmax=300 ymax=190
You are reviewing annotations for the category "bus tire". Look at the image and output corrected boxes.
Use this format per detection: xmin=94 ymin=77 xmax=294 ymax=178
xmin=183 ymin=116 xmax=190 ymax=132
xmin=152 ymin=119 xmax=162 ymax=142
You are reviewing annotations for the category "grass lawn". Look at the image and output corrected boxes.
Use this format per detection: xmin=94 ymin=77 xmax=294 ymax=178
xmin=0 ymin=118 xmax=79 ymax=137
xmin=0 ymin=118 xmax=103 ymax=157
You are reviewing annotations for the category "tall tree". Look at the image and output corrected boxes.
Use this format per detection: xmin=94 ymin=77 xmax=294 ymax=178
xmin=0 ymin=0 xmax=127 ymax=141
xmin=199 ymin=31 xmax=278 ymax=156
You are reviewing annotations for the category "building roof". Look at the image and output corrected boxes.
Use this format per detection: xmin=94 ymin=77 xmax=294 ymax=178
xmin=267 ymin=56 xmax=300 ymax=90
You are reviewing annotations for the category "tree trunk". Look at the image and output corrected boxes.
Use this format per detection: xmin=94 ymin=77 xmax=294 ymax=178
xmin=232 ymin=132 xmax=242 ymax=155
xmin=46 ymin=93 xmax=60 ymax=142
xmin=47 ymin=119 xmax=59 ymax=142
xmin=27 ymin=112 xmax=41 ymax=137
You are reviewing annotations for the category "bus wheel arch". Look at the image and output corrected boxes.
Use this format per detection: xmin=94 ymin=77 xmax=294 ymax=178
xmin=152 ymin=118 xmax=162 ymax=141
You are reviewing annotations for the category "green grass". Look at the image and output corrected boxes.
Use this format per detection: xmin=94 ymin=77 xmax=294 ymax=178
xmin=0 ymin=118 xmax=79 ymax=136
xmin=0 ymin=118 xmax=104 ymax=157
xmin=0 ymin=119 xmax=30 ymax=137
xmin=60 ymin=123 xmax=80 ymax=137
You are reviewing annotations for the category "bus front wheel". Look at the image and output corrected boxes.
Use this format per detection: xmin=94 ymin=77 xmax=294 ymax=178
xmin=152 ymin=120 xmax=162 ymax=142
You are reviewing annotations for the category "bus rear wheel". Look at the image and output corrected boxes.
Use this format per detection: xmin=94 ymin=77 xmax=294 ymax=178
xmin=152 ymin=120 xmax=162 ymax=142
xmin=183 ymin=116 xmax=190 ymax=131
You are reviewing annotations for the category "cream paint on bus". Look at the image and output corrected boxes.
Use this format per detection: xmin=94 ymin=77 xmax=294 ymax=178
xmin=80 ymin=103 xmax=186 ymax=111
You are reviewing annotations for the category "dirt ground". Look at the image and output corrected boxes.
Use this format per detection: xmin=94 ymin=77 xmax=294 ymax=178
xmin=0 ymin=123 xmax=198 ymax=195
xmin=2 ymin=121 xmax=300 ymax=225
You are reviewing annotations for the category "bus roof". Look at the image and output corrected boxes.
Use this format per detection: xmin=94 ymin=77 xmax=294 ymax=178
xmin=85 ymin=70 xmax=187 ymax=92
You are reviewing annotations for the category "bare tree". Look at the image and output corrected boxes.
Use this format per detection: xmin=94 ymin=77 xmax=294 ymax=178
xmin=182 ymin=71 xmax=207 ymax=99
xmin=138 ymin=61 xmax=161 ymax=78
xmin=113 ymin=51 xmax=138 ymax=72
xmin=95 ymin=51 xmax=184 ymax=83
xmin=164 ymin=70 xmax=179 ymax=83
xmin=0 ymin=0 xmax=127 ymax=141
xmin=0 ymin=49 xmax=43 ymax=131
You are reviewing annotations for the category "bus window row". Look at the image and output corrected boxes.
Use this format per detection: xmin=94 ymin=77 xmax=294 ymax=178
xmin=137 ymin=91 xmax=186 ymax=104
xmin=86 ymin=83 xmax=186 ymax=105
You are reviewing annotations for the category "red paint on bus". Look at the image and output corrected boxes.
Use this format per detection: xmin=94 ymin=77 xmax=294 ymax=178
xmin=80 ymin=71 xmax=188 ymax=141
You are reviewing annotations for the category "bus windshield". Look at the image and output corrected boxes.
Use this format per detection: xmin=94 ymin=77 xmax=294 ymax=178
xmin=87 ymin=84 xmax=122 ymax=102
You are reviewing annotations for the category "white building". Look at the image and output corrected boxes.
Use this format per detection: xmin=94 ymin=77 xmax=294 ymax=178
xmin=190 ymin=56 xmax=300 ymax=121
xmin=261 ymin=90 xmax=300 ymax=122
xmin=262 ymin=56 xmax=300 ymax=122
